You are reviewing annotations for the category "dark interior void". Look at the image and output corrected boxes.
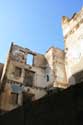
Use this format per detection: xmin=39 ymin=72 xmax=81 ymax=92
xmin=72 ymin=70 xmax=83 ymax=83
xmin=10 ymin=93 xmax=18 ymax=105
xmin=24 ymin=70 xmax=35 ymax=87
xmin=23 ymin=92 xmax=34 ymax=104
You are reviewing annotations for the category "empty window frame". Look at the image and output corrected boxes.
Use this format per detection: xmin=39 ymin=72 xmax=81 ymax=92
xmin=24 ymin=70 xmax=35 ymax=86
xmin=26 ymin=54 xmax=33 ymax=65
xmin=10 ymin=93 xmax=18 ymax=105
xmin=15 ymin=67 xmax=22 ymax=77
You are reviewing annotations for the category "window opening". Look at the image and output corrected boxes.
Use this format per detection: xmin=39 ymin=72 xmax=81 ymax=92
xmin=26 ymin=54 xmax=33 ymax=65
xmin=10 ymin=93 xmax=18 ymax=105
xmin=47 ymin=75 xmax=49 ymax=82
xmin=15 ymin=67 xmax=22 ymax=77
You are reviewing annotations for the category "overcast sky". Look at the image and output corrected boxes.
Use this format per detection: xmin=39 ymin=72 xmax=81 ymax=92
xmin=0 ymin=0 xmax=83 ymax=63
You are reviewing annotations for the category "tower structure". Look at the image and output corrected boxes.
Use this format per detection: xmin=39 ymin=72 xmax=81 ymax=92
xmin=62 ymin=7 xmax=83 ymax=85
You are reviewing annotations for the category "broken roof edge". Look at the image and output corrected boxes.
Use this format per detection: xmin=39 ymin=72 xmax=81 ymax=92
xmin=45 ymin=46 xmax=64 ymax=54
xmin=12 ymin=42 xmax=48 ymax=58
xmin=9 ymin=42 xmax=41 ymax=56
xmin=62 ymin=6 xmax=83 ymax=24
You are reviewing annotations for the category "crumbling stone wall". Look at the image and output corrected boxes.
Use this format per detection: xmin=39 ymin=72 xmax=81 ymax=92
xmin=0 ymin=43 xmax=67 ymax=111
xmin=45 ymin=47 xmax=67 ymax=88
xmin=52 ymin=48 xmax=67 ymax=88
xmin=62 ymin=7 xmax=83 ymax=86
xmin=0 ymin=43 xmax=48 ymax=111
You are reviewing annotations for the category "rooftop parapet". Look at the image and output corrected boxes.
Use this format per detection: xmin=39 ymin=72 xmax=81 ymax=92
xmin=62 ymin=7 xmax=83 ymax=39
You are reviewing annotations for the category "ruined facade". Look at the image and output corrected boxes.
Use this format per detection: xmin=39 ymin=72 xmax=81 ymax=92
xmin=0 ymin=7 xmax=83 ymax=111
xmin=0 ymin=43 xmax=66 ymax=111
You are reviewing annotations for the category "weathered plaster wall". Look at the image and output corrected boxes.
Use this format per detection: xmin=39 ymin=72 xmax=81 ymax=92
xmin=33 ymin=54 xmax=47 ymax=68
xmin=62 ymin=7 xmax=83 ymax=85
xmin=0 ymin=83 xmax=21 ymax=111
xmin=45 ymin=47 xmax=67 ymax=88
xmin=0 ymin=43 xmax=48 ymax=111
xmin=45 ymin=47 xmax=55 ymax=87
xmin=52 ymin=48 xmax=67 ymax=88
xmin=23 ymin=87 xmax=47 ymax=101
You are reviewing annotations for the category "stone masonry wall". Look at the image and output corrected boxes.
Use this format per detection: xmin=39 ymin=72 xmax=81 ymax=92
xmin=62 ymin=7 xmax=83 ymax=86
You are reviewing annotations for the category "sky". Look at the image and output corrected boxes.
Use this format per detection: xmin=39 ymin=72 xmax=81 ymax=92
xmin=0 ymin=0 xmax=83 ymax=63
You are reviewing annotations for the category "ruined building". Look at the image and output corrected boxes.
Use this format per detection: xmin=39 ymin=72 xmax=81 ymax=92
xmin=0 ymin=7 xmax=83 ymax=112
